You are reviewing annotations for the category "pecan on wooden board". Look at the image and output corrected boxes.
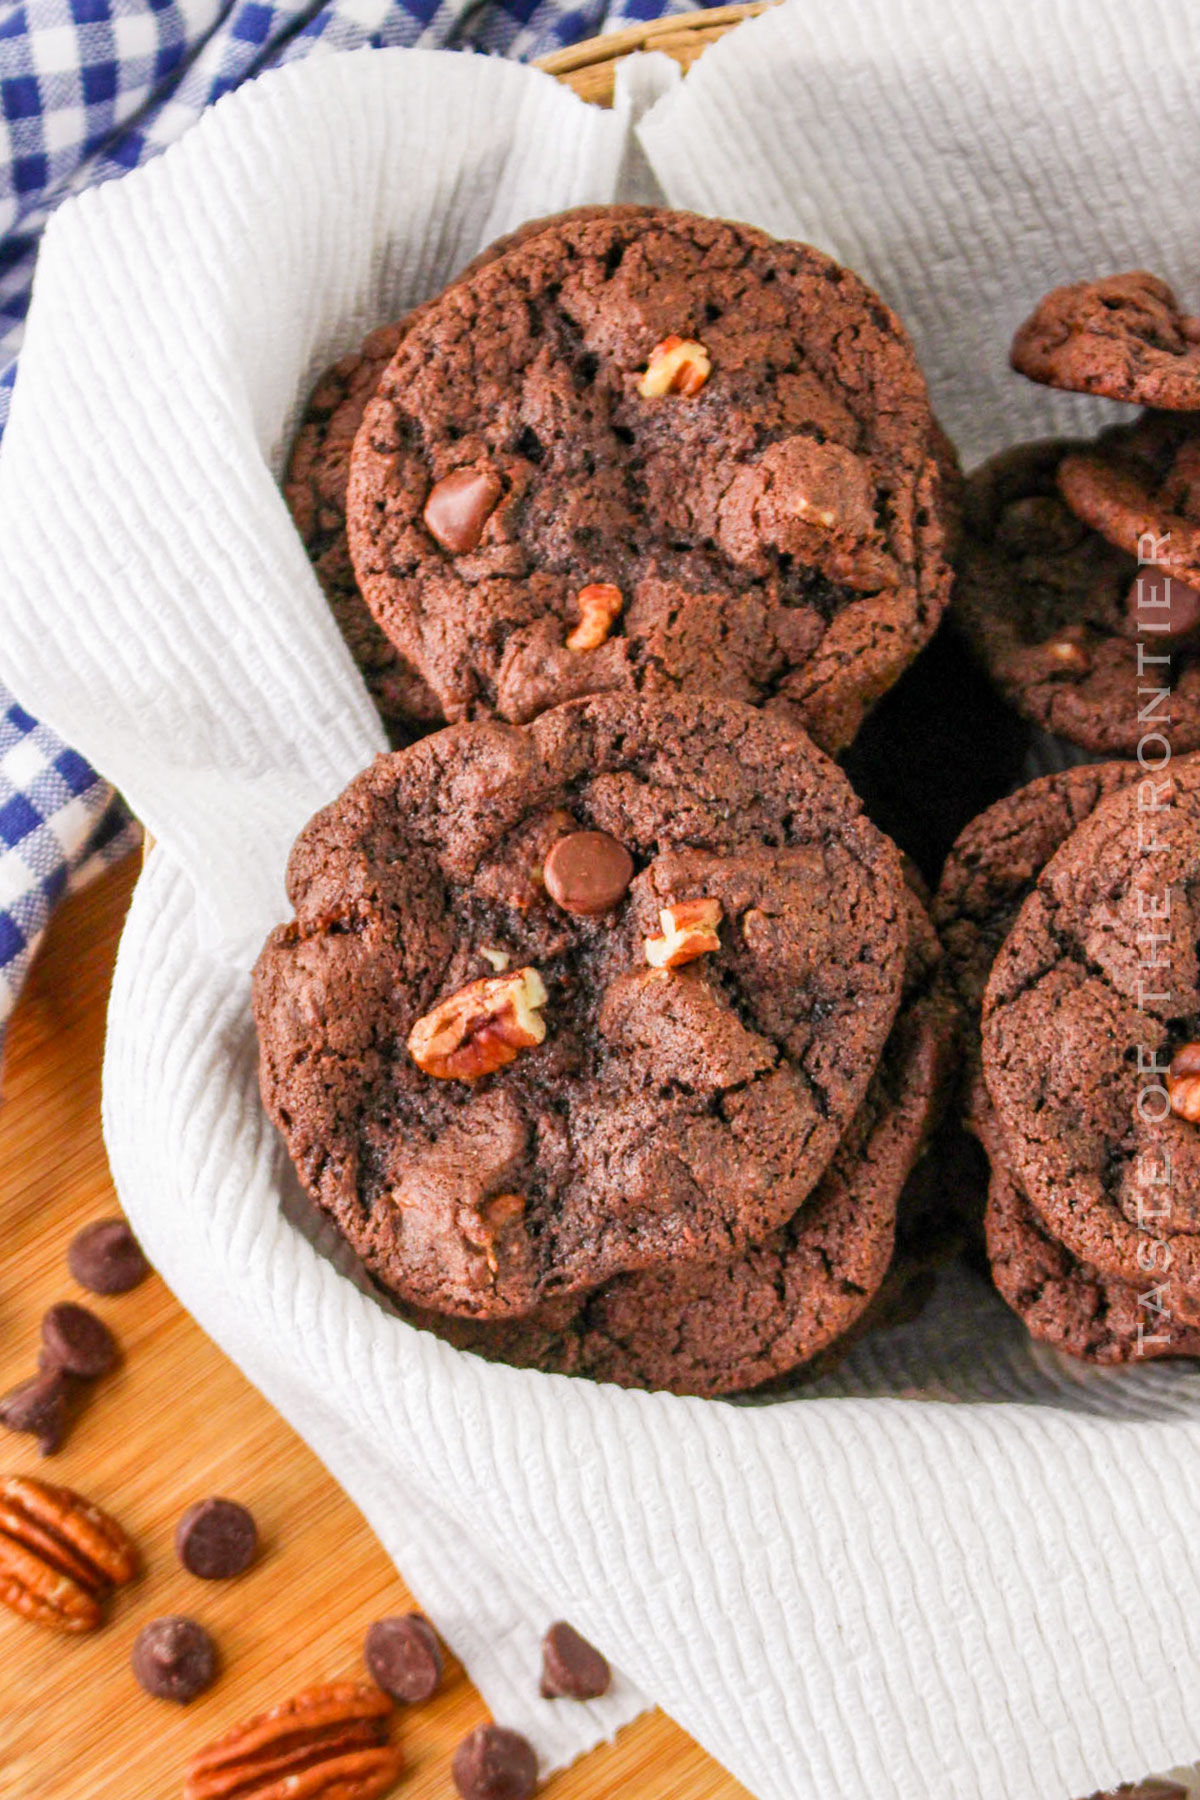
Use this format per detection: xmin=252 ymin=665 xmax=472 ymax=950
xmin=184 ymin=1682 xmax=403 ymax=1800
xmin=0 ymin=1474 xmax=137 ymax=1632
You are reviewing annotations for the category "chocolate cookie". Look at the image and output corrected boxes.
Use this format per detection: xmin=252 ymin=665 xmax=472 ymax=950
xmin=936 ymin=764 xmax=1200 ymax=1361
xmin=985 ymin=1139 xmax=1200 ymax=1365
xmin=286 ymin=322 xmax=440 ymax=741
xmin=253 ymin=694 xmax=909 ymax=1320
xmin=412 ymin=888 xmax=955 ymax=1394
xmin=285 ymin=209 xmax=646 ymax=743
xmin=982 ymin=755 xmax=1200 ymax=1330
xmin=1011 ymin=271 xmax=1200 ymax=409
xmin=953 ymin=436 xmax=1200 ymax=754
xmin=347 ymin=208 xmax=953 ymax=755
xmin=1057 ymin=411 xmax=1200 ymax=600
xmin=935 ymin=761 xmax=1139 ymax=1129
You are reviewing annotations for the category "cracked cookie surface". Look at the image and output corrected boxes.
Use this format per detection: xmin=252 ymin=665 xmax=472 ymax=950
xmin=1011 ymin=271 xmax=1200 ymax=409
xmin=938 ymin=764 xmax=1200 ymax=1361
xmin=405 ymin=888 xmax=954 ymax=1395
xmin=346 ymin=208 xmax=952 ymax=755
xmin=935 ymin=761 xmax=1140 ymax=1130
xmin=984 ymin=1134 xmax=1200 ymax=1365
xmin=953 ymin=435 xmax=1200 ymax=754
xmin=1056 ymin=411 xmax=1200 ymax=594
xmin=982 ymin=755 xmax=1200 ymax=1330
xmin=284 ymin=209 xmax=628 ymax=741
xmin=252 ymin=693 xmax=908 ymax=1319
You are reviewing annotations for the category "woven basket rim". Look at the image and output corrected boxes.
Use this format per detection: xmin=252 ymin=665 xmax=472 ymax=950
xmin=536 ymin=1 xmax=772 ymax=78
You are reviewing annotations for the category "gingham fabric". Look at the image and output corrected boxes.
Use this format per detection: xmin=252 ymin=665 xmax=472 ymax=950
xmin=0 ymin=0 xmax=699 ymax=1056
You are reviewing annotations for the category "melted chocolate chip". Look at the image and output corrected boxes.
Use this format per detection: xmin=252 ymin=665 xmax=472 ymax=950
xmin=1127 ymin=565 xmax=1200 ymax=640
xmin=175 ymin=1498 xmax=258 ymax=1579
xmin=451 ymin=1725 xmax=538 ymax=1800
xmin=68 ymin=1218 xmax=151 ymax=1295
xmin=539 ymin=1621 xmax=611 ymax=1700
xmin=365 ymin=1614 xmax=443 ymax=1703
xmin=131 ymin=1616 xmax=217 ymax=1703
xmin=543 ymin=831 xmax=634 ymax=917
xmin=40 ymin=1302 xmax=118 ymax=1380
xmin=423 ymin=469 xmax=502 ymax=554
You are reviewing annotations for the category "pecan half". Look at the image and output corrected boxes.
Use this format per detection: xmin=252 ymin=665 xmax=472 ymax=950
xmin=408 ymin=968 xmax=547 ymax=1081
xmin=0 ymin=1474 xmax=137 ymax=1632
xmin=644 ymin=898 xmax=723 ymax=969
xmin=566 ymin=583 xmax=623 ymax=652
xmin=1168 ymin=1043 xmax=1200 ymax=1123
xmin=184 ymin=1682 xmax=402 ymax=1800
xmin=637 ymin=335 xmax=711 ymax=398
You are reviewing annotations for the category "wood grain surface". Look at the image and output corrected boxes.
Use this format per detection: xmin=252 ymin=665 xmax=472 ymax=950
xmin=0 ymin=858 xmax=747 ymax=1800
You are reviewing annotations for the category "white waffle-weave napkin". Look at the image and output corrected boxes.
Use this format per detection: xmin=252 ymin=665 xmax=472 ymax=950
xmin=4 ymin=9 xmax=1200 ymax=1795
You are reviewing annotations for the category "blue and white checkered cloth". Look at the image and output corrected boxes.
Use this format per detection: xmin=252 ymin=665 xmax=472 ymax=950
xmin=0 ymin=0 xmax=699 ymax=1054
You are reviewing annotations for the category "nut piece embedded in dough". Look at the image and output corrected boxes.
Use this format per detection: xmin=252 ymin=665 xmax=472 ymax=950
xmin=566 ymin=583 xmax=623 ymax=652
xmin=644 ymin=898 xmax=723 ymax=969
xmin=1168 ymin=1042 xmax=1200 ymax=1123
xmin=1041 ymin=635 xmax=1091 ymax=676
xmin=408 ymin=969 xmax=548 ymax=1081
xmin=637 ymin=335 xmax=711 ymax=399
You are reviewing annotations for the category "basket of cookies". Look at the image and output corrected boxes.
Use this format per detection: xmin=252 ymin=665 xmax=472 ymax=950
xmin=3 ymin=4 xmax=1200 ymax=1798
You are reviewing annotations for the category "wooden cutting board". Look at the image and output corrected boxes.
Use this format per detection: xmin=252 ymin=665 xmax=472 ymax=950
xmin=0 ymin=856 xmax=748 ymax=1799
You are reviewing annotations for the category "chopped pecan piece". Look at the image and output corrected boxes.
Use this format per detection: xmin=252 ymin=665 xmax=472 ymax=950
xmin=408 ymin=968 xmax=547 ymax=1081
xmin=1168 ymin=1042 xmax=1200 ymax=1122
xmin=637 ymin=335 xmax=711 ymax=398
xmin=465 ymin=1193 xmax=527 ymax=1276
xmin=0 ymin=1474 xmax=137 ymax=1632
xmin=184 ymin=1682 xmax=402 ymax=1800
xmin=1041 ymin=635 xmax=1091 ymax=676
xmin=566 ymin=583 xmax=623 ymax=652
xmin=643 ymin=898 xmax=723 ymax=969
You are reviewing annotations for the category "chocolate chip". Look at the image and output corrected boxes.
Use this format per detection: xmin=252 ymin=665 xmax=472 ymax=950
xmin=543 ymin=832 xmax=634 ymax=917
xmin=365 ymin=1613 xmax=443 ymax=1703
xmin=40 ymin=1302 xmax=118 ymax=1380
xmin=423 ymin=468 xmax=502 ymax=554
xmin=131 ymin=1616 xmax=217 ymax=1703
xmin=68 ymin=1218 xmax=150 ymax=1295
xmin=451 ymin=1725 xmax=538 ymax=1800
xmin=539 ymin=1621 xmax=611 ymax=1700
xmin=0 ymin=1367 xmax=74 ymax=1455
xmin=175 ymin=1498 xmax=258 ymax=1579
xmin=1127 ymin=566 xmax=1200 ymax=640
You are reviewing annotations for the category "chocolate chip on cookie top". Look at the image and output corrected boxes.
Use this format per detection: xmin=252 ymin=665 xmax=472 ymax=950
xmin=253 ymin=694 xmax=910 ymax=1321
xmin=284 ymin=210 xmax=631 ymax=743
xmin=981 ymin=753 xmax=1200 ymax=1327
xmin=953 ymin=435 xmax=1200 ymax=754
xmin=346 ymin=207 xmax=953 ymax=755
xmin=1011 ymin=270 xmax=1200 ymax=409
xmin=406 ymin=885 xmax=956 ymax=1395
